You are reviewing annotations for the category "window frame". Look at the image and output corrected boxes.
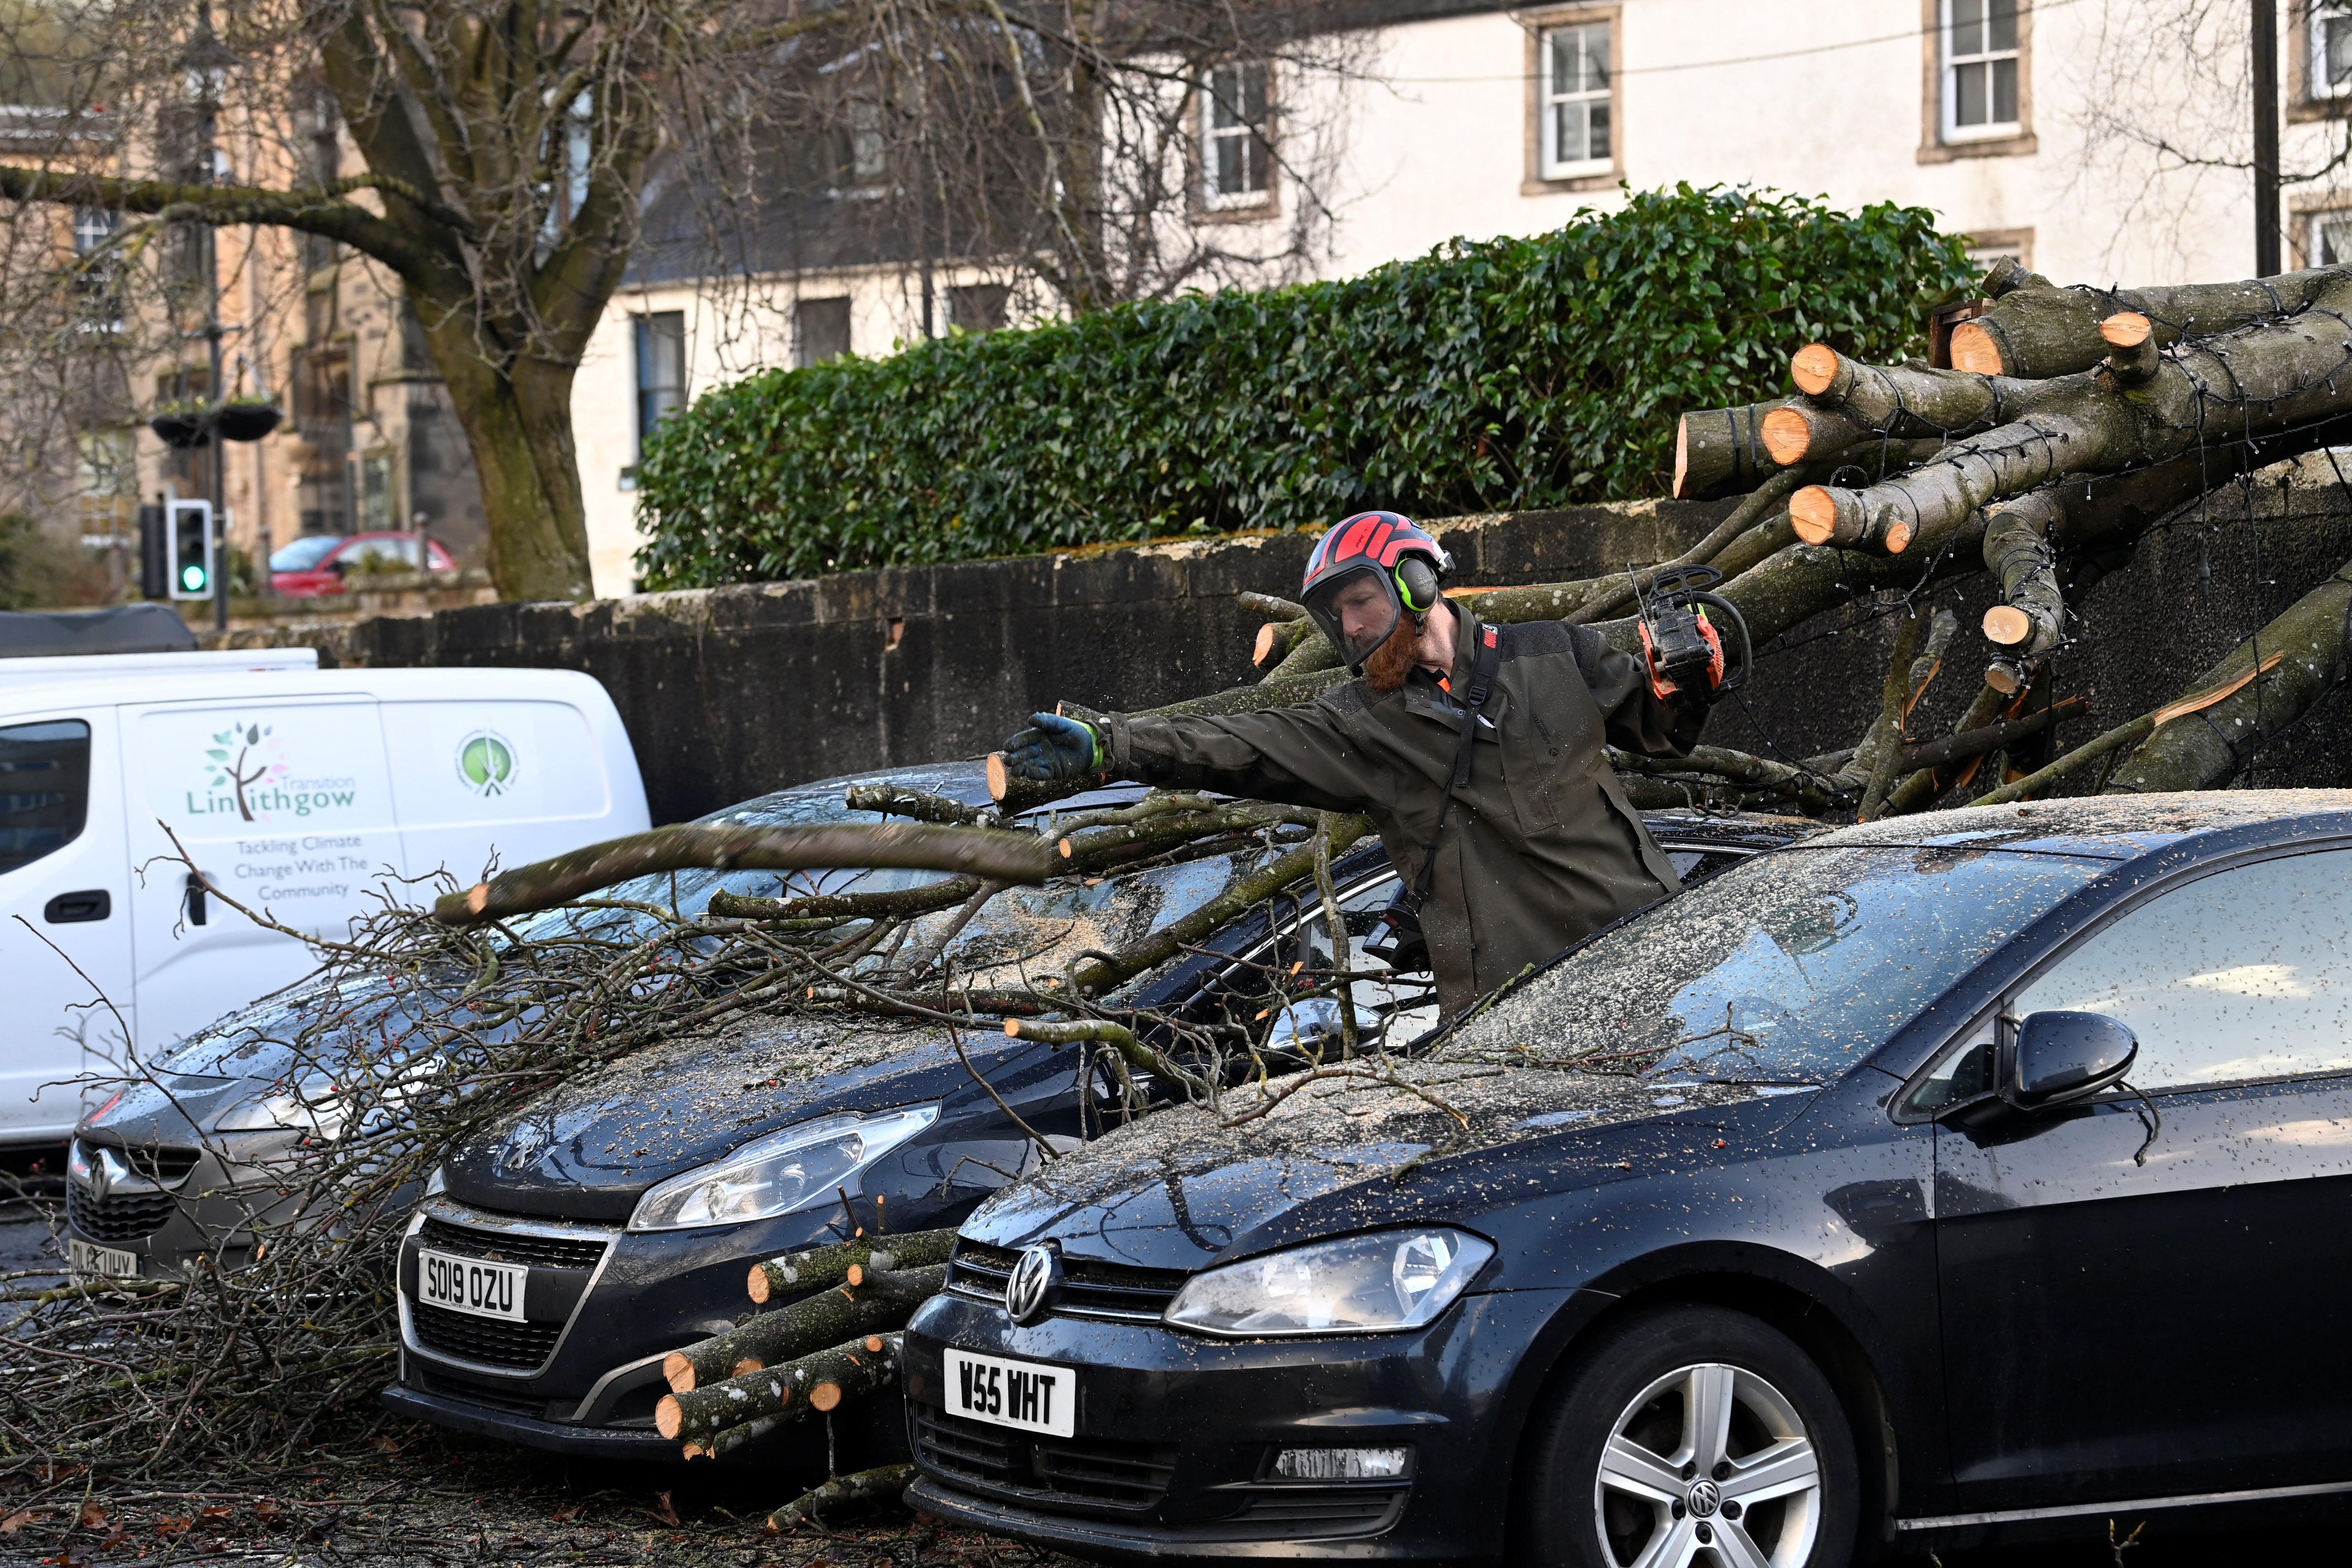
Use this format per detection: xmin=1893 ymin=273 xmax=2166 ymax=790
xmin=2299 ymin=203 xmax=2352 ymax=267
xmin=1895 ymin=838 xmax=2352 ymax=1119
xmin=1919 ymin=0 xmax=2034 ymax=162
xmin=0 ymin=718 xmax=93 ymax=877
xmin=2295 ymin=1 xmax=2352 ymax=118
xmin=1521 ymin=5 xmax=1622 ymax=195
xmin=792 ymin=296 xmax=852 ymax=369
xmin=1195 ymin=57 xmax=1275 ymax=216
xmin=632 ymin=310 xmax=687 ymax=463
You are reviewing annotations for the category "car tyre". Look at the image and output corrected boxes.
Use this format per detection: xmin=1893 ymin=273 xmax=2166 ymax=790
xmin=1516 ymin=1304 xmax=1859 ymax=1568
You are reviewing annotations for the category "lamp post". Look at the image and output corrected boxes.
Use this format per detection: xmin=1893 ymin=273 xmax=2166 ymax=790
xmin=180 ymin=4 xmax=235 ymax=631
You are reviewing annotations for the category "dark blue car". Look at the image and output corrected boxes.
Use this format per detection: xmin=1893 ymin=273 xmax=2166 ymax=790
xmin=904 ymin=792 xmax=2352 ymax=1565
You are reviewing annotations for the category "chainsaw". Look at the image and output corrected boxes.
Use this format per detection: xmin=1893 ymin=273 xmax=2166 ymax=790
xmin=1632 ymin=564 xmax=1752 ymax=702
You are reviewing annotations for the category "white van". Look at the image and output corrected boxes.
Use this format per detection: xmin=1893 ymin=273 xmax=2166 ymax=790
xmin=0 ymin=660 xmax=650 ymax=1142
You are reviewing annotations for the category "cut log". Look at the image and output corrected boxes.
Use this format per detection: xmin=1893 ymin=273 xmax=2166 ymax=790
xmin=764 ymin=1464 xmax=914 ymax=1533
xmin=985 ymin=756 xmax=1098 ymax=813
xmin=2097 ymin=311 xmax=2160 ymax=387
xmin=741 ymin=1227 xmax=956 ymax=1312
xmin=435 ymin=823 xmax=1057 ymax=925
xmin=1674 ymin=399 xmax=1794 ymax=499
xmin=1946 ymin=270 xmax=2343 ymax=378
xmin=658 ymin=1265 xmax=943 ymax=1396
xmin=1252 ymin=622 xmax=1280 ymax=666
xmin=1759 ymin=404 xmax=1858 ymax=468
xmin=659 ymin=1333 xmax=902 ymax=1443
xmin=1790 ymin=486 xmax=1911 ymax=553
xmin=1790 ymin=290 xmax=2352 ymax=557
xmin=1790 ymin=342 xmax=1848 ymax=400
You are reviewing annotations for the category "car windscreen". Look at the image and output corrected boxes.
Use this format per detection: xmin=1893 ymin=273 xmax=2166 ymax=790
xmin=1444 ymin=844 xmax=2113 ymax=1085
xmin=269 ymin=535 xmax=343 ymax=571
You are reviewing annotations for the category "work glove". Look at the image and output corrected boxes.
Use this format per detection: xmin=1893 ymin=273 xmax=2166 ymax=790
xmin=999 ymin=713 xmax=1105 ymax=783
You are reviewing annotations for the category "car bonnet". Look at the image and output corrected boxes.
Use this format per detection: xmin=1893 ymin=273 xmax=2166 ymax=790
xmin=959 ymin=1068 xmax=1822 ymax=1272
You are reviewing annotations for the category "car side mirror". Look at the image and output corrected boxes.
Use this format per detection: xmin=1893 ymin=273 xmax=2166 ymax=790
xmin=2004 ymin=1010 xmax=2137 ymax=1111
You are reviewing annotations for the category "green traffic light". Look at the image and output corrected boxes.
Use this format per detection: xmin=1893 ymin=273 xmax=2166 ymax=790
xmin=180 ymin=563 xmax=207 ymax=592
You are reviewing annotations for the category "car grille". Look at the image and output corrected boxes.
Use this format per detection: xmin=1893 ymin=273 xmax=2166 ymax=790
xmin=1232 ymin=1488 xmax=1405 ymax=1530
xmin=410 ymin=1302 xmax=564 ymax=1370
xmin=417 ymin=1215 xmax=609 ymax=1270
xmin=65 ymin=1181 xmax=179 ymax=1244
xmin=411 ymin=1363 xmax=556 ymax=1419
xmin=912 ymin=1403 xmax=1176 ymax=1514
xmin=113 ymin=1146 xmax=201 ymax=1184
xmin=947 ymin=1239 xmax=1189 ymax=1324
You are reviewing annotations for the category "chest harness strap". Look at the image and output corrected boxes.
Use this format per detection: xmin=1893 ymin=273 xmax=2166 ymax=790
xmin=1371 ymin=624 xmax=1504 ymax=964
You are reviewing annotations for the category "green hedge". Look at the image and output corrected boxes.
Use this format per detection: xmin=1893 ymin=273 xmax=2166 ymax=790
xmin=635 ymin=184 xmax=1976 ymax=589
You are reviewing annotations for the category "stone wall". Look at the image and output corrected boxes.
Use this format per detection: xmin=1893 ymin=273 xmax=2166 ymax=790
xmin=205 ymin=475 xmax=2352 ymax=825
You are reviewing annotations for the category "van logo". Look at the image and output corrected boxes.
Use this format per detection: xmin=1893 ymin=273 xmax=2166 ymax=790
xmin=201 ymin=721 xmax=286 ymax=822
xmin=456 ymin=730 xmax=517 ymax=797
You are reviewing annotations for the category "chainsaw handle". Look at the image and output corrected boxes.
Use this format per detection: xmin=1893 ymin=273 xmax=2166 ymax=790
xmin=1683 ymin=590 xmax=1753 ymax=694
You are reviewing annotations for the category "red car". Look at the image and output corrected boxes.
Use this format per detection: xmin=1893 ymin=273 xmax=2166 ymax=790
xmin=269 ymin=532 xmax=459 ymax=596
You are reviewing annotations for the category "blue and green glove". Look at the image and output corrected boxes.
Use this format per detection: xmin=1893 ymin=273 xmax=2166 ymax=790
xmin=999 ymin=713 xmax=1105 ymax=783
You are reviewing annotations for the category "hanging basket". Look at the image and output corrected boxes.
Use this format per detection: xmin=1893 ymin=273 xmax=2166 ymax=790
xmin=148 ymin=409 xmax=210 ymax=448
xmin=215 ymin=402 xmax=282 ymax=442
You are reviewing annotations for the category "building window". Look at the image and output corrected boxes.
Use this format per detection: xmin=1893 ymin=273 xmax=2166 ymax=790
xmin=794 ymin=297 xmax=851 ymax=367
xmin=2309 ymin=210 xmax=2352 ymax=264
xmin=2306 ymin=2 xmax=2352 ymax=103
xmin=634 ymin=311 xmax=686 ymax=461
xmin=1943 ymin=0 xmax=2020 ymax=140
xmin=1540 ymin=22 xmax=1612 ymax=177
xmin=1964 ymin=228 xmax=2035 ymax=273
xmin=832 ymin=95 xmax=887 ymax=192
xmin=947 ymin=284 xmax=1010 ymax=334
xmin=1200 ymin=60 xmax=1271 ymax=207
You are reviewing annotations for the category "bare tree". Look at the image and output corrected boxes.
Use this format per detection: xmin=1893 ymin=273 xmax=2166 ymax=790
xmin=0 ymin=0 xmax=1366 ymax=602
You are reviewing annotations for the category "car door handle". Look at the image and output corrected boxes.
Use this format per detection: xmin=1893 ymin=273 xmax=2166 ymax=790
xmin=43 ymin=890 xmax=110 ymax=923
xmin=185 ymin=871 xmax=208 ymax=927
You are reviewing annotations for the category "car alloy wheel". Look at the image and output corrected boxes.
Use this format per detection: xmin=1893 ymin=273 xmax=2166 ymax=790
xmin=1592 ymin=1361 xmax=1822 ymax=1567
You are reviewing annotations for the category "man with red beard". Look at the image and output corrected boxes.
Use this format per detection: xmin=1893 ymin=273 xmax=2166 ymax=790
xmin=998 ymin=512 xmax=1717 ymax=1019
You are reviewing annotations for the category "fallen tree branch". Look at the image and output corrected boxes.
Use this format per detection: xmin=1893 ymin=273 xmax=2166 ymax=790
xmin=436 ymin=824 xmax=1057 ymax=924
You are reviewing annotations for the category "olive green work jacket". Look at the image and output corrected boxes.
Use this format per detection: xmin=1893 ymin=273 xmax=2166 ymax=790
xmin=1098 ymin=606 xmax=1705 ymax=1020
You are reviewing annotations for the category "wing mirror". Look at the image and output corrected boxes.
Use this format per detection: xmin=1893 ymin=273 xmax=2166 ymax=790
xmin=2004 ymin=1010 xmax=2138 ymax=1111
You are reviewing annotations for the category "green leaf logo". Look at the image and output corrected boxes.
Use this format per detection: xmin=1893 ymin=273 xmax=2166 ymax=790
xmin=455 ymin=731 xmax=517 ymax=797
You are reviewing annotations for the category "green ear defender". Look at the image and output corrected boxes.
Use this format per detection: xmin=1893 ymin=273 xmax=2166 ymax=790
xmin=1396 ymin=557 xmax=1441 ymax=614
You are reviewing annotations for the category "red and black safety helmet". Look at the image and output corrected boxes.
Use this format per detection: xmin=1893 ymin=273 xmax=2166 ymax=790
xmin=1299 ymin=511 xmax=1454 ymax=672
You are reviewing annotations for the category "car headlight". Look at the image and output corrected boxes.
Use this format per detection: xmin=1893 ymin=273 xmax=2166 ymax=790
xmin=1162 ymin=1227 xmax=1493 ymax=1337
xmin=215 ymin=1078 xmax=343 ymax=1137
xmin=627 ymin=1105 xmax=940 ymax=1233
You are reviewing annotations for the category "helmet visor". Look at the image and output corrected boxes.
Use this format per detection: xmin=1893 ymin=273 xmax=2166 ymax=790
xmin=1304 ymin=564 xmax=1405 ymax=671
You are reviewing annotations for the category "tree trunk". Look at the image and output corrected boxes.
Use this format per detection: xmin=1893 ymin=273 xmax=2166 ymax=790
xmin=2105 ymin=563 xmax=2352 ymax=792
xmin=422 ymin=297 xmax=596 ymax=602
xmin=661 ymin=1331 xmax=904 ymax=1443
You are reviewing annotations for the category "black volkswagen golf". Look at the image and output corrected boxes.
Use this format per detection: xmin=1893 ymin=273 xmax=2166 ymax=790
xmin=903 ymin=791 xmax=2352 ymax=1565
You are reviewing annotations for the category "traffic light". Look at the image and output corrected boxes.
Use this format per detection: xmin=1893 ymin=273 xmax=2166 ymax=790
xmin=167 ymin=499 xmax=213 ymax=601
